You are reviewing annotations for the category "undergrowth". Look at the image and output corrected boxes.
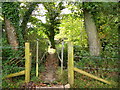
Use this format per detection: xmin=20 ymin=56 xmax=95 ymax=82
xmin=2 ymin=44 xmax=119 ymax=88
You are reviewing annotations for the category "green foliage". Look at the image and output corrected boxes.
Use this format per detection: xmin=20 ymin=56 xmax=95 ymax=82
xmin=73 ymin=74 xmax=116 ymax=88
xmin=31 ymin=76 xmax=41 ymax=83
xmin=2 ymin=77 xmax=24 ymax=88
xmin=2 ymin=32 xmax=25 ymax=69
xmin=2 ymin=46 xmax=25 ymax=78
xmin=2 ymin=32 xmax=25 ymax=79
xmin=56 ymin=67 xmax=68 ymax=84
xmin=2 ymin=2 xmax=25 ymax=46
xmin=55 ymin=14 xmax=87 ymax=46
xmin=2 ymin=2 xmax=20 ymax=27
xmin=26 ymin=19 xmax=48 ymax=62
xmin=40 ymin=2 xmax=65 ymax=48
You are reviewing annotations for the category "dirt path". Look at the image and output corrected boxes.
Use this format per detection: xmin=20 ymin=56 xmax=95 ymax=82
xmin=21 ymin=82 xmax=70 ymax=89
xmin=43 ymin=53 xmax=58 ymax=82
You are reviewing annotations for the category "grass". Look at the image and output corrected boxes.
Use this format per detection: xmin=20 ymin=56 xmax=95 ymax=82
xmin=72 ymin=72 xmax=118 ymax=88
xmin=55 ymin=67 xmax=68 ymax=84
xmin=2 ymin=76 xmax=25 ymax=88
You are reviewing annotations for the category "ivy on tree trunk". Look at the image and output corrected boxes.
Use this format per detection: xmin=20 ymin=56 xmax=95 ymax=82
xmin=83 ymin=5 xmax=101 ymax=56
xmin=4 ymin=18 xmax=19 ymax=50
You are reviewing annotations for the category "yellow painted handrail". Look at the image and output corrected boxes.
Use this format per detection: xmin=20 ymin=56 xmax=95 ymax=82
xmin=5 ymin=70 xmax=25 ymax=79
xmin=74 ymin=67 xmax=112 ymax=85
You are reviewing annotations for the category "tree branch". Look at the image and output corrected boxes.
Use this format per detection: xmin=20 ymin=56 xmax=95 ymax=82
xmin=20 ymin=2 xmax=38 ymax=37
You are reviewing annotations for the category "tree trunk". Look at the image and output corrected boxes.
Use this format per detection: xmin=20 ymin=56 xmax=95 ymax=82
xmin=48 ymin=35 xmax=56 ymax=49
xmin=83 ymin=9 xmax=101 ymax=56
xmin=4 ymin=18 xmax=19 ymax=50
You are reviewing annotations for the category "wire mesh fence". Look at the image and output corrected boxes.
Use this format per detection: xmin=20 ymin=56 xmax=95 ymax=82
xmin=2 ymin=43 xmax=119 ymax=73
xmin=74 ymin=56 xmax=119 ymax=72
xmin=2 ymin=45 xmax=26 ymax=76
xmin=2 ymin=42 xmax=31 ymax=82
xmin=74 ymin=56 xmax=118 ymax=60
xmin=73 ymin=44 xmax=119 ymax=73
xmin=0 ymin=46 xmax=25 ymax=49
xmin=74 ymin=65 xmax=119 ymax=72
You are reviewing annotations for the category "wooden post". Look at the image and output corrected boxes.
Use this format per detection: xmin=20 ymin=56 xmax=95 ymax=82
xmin=68 ymin=41 xmax=74 ymax=86
xmin=36 ymin=40 xmax=39 ymax=77
xmin=61 ymin=40 xmax=64 ymax=75
xmin=25 ymin=42 xmax=30 ymax=83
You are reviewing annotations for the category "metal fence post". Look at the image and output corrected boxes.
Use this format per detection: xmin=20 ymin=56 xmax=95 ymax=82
xmin=36 ymin=40 xmax=39 ymax=77
xmin=61 ymin=40 xmax=64 ymax=75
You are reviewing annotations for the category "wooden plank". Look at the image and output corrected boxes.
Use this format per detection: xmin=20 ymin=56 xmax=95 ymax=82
xmin=74 ymin=67 xmax=112 ymax=85
xmin=5 ymin=70 xmax=25 ymax=78
xmin=36 ymin=40 xmax=39 ymax=77
xmin=68 ymin=41 xmax=74 ymax=86
xmin=25 ymin=42 xmax=30 ymax=83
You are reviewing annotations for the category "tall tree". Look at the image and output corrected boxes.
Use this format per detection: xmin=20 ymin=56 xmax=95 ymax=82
xmin=83 ymin=2 xmax=101 ymax=56
xmin=82 ymin=2 xmax=119 ymax=56
xmin=43 ymin=2 xmax=64 ymax=49
xmin=2 ymin=2 xmax=20 ymax=50
xmin=2 ymin=2 xmax=38 ymax=48
xmin=4 ymin=18 xmax=19 ymax=50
